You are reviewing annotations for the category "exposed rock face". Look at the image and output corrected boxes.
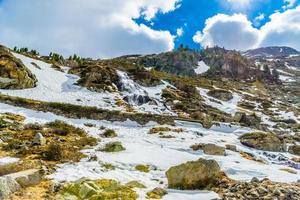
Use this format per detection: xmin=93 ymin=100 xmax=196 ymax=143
xmin=207 ymin=89 xmax=233 ymax=101
xmin=288 ymin=145 xmax=300 ymax=156
xmin=33 ymin=132 xmax=46 ymax=146
xmin=0 ymin=176 xmax=20 ymax=199
xmin=239 ymin=132 xmax=286 ymax=152
xmin=0 ymin=45 xmax=37 ymax=89
xmin=166 ymin=159 xmax=220 ymax=190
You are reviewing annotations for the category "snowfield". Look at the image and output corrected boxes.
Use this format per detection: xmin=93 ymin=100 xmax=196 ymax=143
xmin=0 ymin=102 xmax=299 ymax=199
xmin=197 ymin=87 xmax=242 ymax=115
xmin=0 ymin=53 xmax=173 ymax=115
xmin=194 ymin=61 xmax=210 ymax=75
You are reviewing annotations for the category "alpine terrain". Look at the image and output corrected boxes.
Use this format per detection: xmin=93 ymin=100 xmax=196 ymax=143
xmin=0 ymin=44 xmax=299 ymax=200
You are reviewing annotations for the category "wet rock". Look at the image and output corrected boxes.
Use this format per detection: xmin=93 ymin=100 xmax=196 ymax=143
xmin=166 ymin=158 xmax=220 ymax=189
xmin=123 ymin=94 xmax=152 ymax=106
xmin=0 ymin=176 xmax=20 ymax=199
xmin=33 ymin=132 xmax=46 ymax=146
xmin=239 ymin=132 xmax=286 ymax=152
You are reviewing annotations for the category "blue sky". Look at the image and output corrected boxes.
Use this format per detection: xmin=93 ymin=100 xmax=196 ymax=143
xmin=138 ymin=0 xmax=296 ymax=49
xmin=0 ymin=0 xmax=299 ymax=58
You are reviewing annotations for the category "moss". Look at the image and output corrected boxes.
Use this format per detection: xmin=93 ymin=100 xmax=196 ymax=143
xmin=100 ymin=142 xmax=126 ymax=152
xmin=146 ymin=188 xmax=167 ymax=199
xmin=125 ymin=181 xmax=146 ymax=189
xmin=102 ymin=163 xmax=116 ymax=171
xmin=101 ymin=129 xmax=117 ymax=138
xmin=59 ymin=179 xmax=138 ymax=200
xmin=46 ymin=120 xmax=85 ymax=136
xmin=135 ymin=164 xmax=150 ymax=173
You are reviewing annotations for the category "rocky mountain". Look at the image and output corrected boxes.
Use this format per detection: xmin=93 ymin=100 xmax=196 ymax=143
xmin=244 ymin=46 xmax=300 ymax=59
xmin=0 ymin=44 xmax=299 ymax=200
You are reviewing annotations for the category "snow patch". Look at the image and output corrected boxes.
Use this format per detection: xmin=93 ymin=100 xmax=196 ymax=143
xmin=194 ymin=61 xmax=210 ymax=75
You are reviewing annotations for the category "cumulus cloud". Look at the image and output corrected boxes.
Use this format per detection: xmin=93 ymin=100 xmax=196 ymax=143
xmin=193 ymin=14 xmax=259 ymax=50
xmin=0 ymin=0 xmax=180 ymax=58
xmin=193 ymin=6 xmax=300 ymax=51
xmin=176 ymin=27 xmax=184 ymax=37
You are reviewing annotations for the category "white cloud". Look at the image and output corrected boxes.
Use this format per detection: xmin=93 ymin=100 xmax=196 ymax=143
xmin=176 ymin=27 xmax=184 ymax=37
xmin=193 ymin=14 xmax=260 ymax=50
xmin=225 ymin=0 xmax=251 ymax=10
xmin=193 ymin=6 xmax=300 ymax=51
xmin=283 ymin=0 xmax=297 ymax=9
xmin=0 ymin=0 xmax=180 ymax=58
xmin=255 ymin=13 xmax=265 ymax=21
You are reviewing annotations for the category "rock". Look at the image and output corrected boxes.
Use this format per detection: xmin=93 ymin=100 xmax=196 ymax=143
xmin=123 ymin=94 xmax=152 ymax=106
xmin=0 ymin=176 xmax=20 ymax=199
xmin=207 ymin=89 xmax=233 ymax=101
xmin=6 ymin=169 xmax=42 ymax=187
xmin=146 ymin=187 xmax=168 ymax=199
xmin=0 ymin=45 xmax=37 ymax=89
xmin=59 ymin=179 xmax=137 ymax=200
xmin=125 ymin=181 xmax=146 ymax=189
xmin=225 ymin=144 xmax=237 ymax=152
xmin=288 ymin=145 xmax=300 ymax=156
xmin=251 ymin=177 xmax=259 ymax=183
xmin=202 ymin=144 xmax=226 ymax=156
xmin=234 ymin=112 xmax=261 ymax=127
xmin=239 ymin=132 xmax=286 ymax=152
xmin=33 ymin=132 xmax=46 ymax=145
xmin=166 ymin=158 xmax=220 ymax=190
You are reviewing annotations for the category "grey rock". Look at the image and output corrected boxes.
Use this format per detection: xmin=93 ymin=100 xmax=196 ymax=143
xmin=33 ymin=132 xmax=46 ymax=146
xmin=0 ymin=176 xmax=20 ymax=199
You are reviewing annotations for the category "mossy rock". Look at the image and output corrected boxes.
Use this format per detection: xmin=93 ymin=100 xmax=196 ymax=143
xmin=58 ymin=179 xmax=138 ymax=200
xmin=166 ymin=158 xmax=220 ymax=190
xmin=135 ymin=165 xmax=150 ymax=173
xmin=239 ymin=132 xmax=286 ymax=152
xmin=100 ymin=142 xmax=125 ymax=152
xmin=0 ymin=46 xmax=37 ymax=89
xmin=146 ymin=187 xmax=167 ymax=199
xmin=202 ymin=144 xmax=225 ymax=156
xmin=101 ymin=129 xmax=117 ymax=138
xmin=126 ymin=181 xmax=146 ymax=189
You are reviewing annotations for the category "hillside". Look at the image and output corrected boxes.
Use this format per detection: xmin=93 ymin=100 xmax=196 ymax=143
xmin=0 ymin=45 xmax=299 ymax=200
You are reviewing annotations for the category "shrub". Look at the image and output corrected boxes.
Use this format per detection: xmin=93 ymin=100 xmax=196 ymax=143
xmin=100 ymin=142 xmax=125 ymax=152
xmin=43 ymin=143 xmax=64 ymax=161
xmin=102 ymin=129 xmax=117 ymax=138
xmin=46 ymin=120 xmax=85 ymax=136
xmin=135 ymin=165 xmax=150 ymax=173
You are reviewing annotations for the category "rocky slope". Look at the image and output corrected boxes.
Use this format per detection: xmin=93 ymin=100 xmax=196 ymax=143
xmin=0 ymin=45 xmax=37 ymax=89
xmin=0 ymin=44 xmax=299 ymax=200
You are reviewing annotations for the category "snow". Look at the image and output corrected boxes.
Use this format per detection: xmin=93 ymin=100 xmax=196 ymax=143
xmin=279 ymin=75 xmax=295 ymax=82
xmin=0 ymin=53 xmax=172 ymax=115
xmin=194 ymin=61 xmax=210 ymax=75
xmin=0 ymin=156 xmax=20 ymax=166
xmin=0 ymin=102 xmax=299 ymax=199
xmin=197 ymin=87 xmax=241 ymax=115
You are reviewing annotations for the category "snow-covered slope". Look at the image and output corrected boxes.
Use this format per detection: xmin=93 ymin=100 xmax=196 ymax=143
xmin=0 ymin=53 xmax=173 ymax=115
xmin=194 ymin=61 xmax=210 ymax=75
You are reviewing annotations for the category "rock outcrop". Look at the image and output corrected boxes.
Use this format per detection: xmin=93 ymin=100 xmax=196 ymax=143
xmin=239 ymin=132 xmax=286 ymax=152
xmin=207 ymin=89 xmax=233 ymax=101
xmin=0 ymin=45 xmax=37 ymax=89
xmin=166 ymin=159 xmax=220 ymax=190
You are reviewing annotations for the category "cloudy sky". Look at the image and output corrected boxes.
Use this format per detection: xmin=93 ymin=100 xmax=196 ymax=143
xmin=0 ymin=0 xmax=299 ymax=58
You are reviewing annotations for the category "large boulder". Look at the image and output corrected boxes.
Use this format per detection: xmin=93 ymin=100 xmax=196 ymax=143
xmin=207 ymin=89 xmax=233 ymax=101
xmin=239 ymin=132 xmax=286 ymax=152
xmin=166 ymin=159 xmax=220 ymax=190
xmin=6 ymin=169 xmax=42 ymax=187
xmin=0 ymin=176 xmax=20 ymax=199
xmin=0 ymin=45 xmax=37 ymax=89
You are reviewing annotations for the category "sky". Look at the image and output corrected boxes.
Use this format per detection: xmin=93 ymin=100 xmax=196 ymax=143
xmin=0 ymin=0 xmax=299 ymax=58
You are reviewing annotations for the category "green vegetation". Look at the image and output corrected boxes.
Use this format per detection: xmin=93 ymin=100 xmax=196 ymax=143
xmin=100 ymin=142 xmax=126 ymax=152
xmin=135 ymin=165 xmax=150 ymax=173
